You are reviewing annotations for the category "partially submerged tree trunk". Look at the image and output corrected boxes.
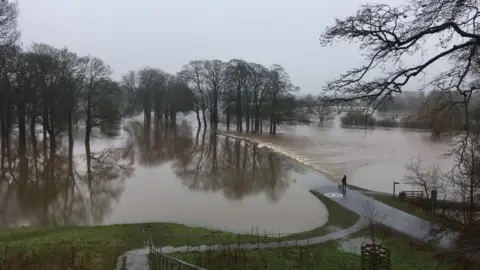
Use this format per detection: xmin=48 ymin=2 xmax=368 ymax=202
xmin=236 ymin=84 xmax=242 ymax=132
xmin=85 ymin=93 xmax=92 ymax=184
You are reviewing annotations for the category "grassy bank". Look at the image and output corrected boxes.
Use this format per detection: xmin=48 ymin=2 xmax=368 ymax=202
xmin=0 ymin=223 xmax=246 ymax=270
xmin=367 ymin=193 xmax=435 ymax=222
xmin=0 ymin=192 xmax=360 ymax=270
xmin=174 ymin=227 xmax=454 ymax=270
xmin=289 ymin=190 xmax=359 ymax=239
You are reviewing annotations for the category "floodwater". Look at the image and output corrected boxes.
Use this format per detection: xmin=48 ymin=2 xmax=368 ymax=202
xmin=222 ymin=114 xmax=454 ymax=193
xmin=0 ymin=112 xmax=455 ymax=232
xmin=0 ymin=117 xmax=329 ymax=234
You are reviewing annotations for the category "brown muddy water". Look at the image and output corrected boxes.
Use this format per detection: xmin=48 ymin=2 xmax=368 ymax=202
xmin=224 ymin=114 xmax=454 ymax=193
xmin=0 ymin=113 xmax=454 ymax=233
xmin=0 ymin=116 xmax=329 ymax=234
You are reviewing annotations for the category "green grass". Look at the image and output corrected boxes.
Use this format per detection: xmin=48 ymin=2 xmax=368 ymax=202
xmin=174 ymin=227 xmax=455 ymax=270
xmin=0 ymin=189 xmax=362 ymax=270
xmin=368 ymin=194 xmax=435 ymax=222
xmin=346 ymin=184 xmax=372 ymax=192
xmin=281 ymin=190 xmax=359 ymax=240
xmin=0 ymin=223 xmax=244 ymax=270
xmin=148 ymin=191 xmax=360 ymax=249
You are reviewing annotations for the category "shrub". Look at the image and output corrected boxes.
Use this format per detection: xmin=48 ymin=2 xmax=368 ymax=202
xmin=376 ymin=118 xmax=398 ymax=127
xmin=400 ymin=115 xmax=429 ymax=129
xmin=340 ymin=111 xmax=376 ymax=126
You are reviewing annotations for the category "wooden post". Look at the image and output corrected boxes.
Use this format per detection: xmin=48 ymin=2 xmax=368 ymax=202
xmin=393 ymin=181 xmax=399 ymax=198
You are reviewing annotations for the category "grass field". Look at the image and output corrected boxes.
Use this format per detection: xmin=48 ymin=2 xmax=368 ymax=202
xmin=0 ymin=223 xmax=242 ymax=270
xmin=0 ymin=192 xmax=360 ymax=270
xmin=0 ymin=185 xmax=458 ymax=269
xmin=173 ymin=227 xmax=454 ymax=270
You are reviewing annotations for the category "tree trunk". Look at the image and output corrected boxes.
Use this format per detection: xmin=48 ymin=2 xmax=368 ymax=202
xmin=18 ymin=102 xmax=28 ymax=183
xmin=42 ymin=88 xmax=49 ymax=165
xmin=85 ymin=96 xmax=92 ymax=184
xmin=270 ymin=94 xmax=277 ymax=135
xmin=170 ymin=103 xmax=176 ymax=125
xmin=213 ymin=87 xmax=218 ymax=130
xmin=48 ymin=102 xmax=56 ymax=179
xmin=5 ymin=103 xmax=13 ymax=169
xmin=236 ymin=85 xmax=242 ymax=132
xmin=30 ymin=103 xmax=38 ymax=160
xmin=245 ymin=90 xmax=250 ymax=133
xmin=144 ymin=104 xmax=151 ymax=130
xmin=254 ymin=105 xmax=260 ymax=133
xmin=195 ymin=108 xmax=201 ymax=128
xmin=18 ymin=102 xmax=26 ymax=158
xmin=202 ymin=107 xmax=207 ymax=129
xmin=0 ymin=110 xmax=5 ymax=179
xmin=226 ymin=103 xmax=231 ymax=131
xmin=67 ymin=109 xmax=74 ymax=180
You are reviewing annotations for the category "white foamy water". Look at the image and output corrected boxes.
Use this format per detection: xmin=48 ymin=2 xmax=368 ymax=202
xmin=220 ymin=115 xmax=454 ymax=193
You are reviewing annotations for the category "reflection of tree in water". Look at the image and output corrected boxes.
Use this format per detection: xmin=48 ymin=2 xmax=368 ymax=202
xmin=174 ymin=134 xmax=293 ymax=202
xmin=0 ymin=137 xmax=132 ymax=228
xmin=123 ymin=119 xmax=194 ymax=167
xmin=123 ymin=119 xmax=294 ymax=202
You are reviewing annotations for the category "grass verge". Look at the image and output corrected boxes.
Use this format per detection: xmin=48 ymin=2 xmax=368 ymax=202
xmin=173 ymin=227 xmax=455 ymax=270
xmin=281 ymin=190 xmax=359 ymax=240
xmin=148 ymin=191 xmax=360 ymax=248
xmin=0 ymin=222 xmax=242 ymax=270
xmin=367 ymin=193 xmax=435 ymax=222
xmin=0 ymin=188 xmax=361 ymax=270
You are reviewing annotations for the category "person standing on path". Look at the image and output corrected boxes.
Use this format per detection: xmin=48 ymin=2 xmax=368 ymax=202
xmin=341 ymin=175 xmax=347 ymax=192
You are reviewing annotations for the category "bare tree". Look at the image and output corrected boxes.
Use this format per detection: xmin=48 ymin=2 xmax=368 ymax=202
xmin=314 ymin=96 xmax=334 ymax=123
xmin=363 ymin=199 xmax=387 ymax=249
xmin=319 ymin=0 xmax=480 ymax=155
xmin=450 ymin=136 xmax=480 ymax=223
xmin=179 ymin=60 xmax=209 ymax=128
xmin=404 ymin=156 xmax=447 ymax=199
xmin=203 ymin=60 xmax=225 ymax=130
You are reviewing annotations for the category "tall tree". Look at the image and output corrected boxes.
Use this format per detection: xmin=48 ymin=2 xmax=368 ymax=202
xmin=82 ymin=57 xmax=119 ymax=182
xmin=179 ymin=60 xmax=209 ymax=128
xmin=203 ymin=60 xmax=225 ymax=130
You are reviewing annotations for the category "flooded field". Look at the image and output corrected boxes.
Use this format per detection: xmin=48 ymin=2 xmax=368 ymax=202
xmin=0 ymin=112 xmax=456 ymax=232
xmin=0 ymin=117 xmax=328 ymax=234
xmin=221 ymin=114 xmax=454 ymax=193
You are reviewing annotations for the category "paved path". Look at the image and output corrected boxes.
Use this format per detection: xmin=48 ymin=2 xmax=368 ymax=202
xmin=116 ymin=248 xmax=149 ymax=270
xmin=116 ymin=218 xmax=368 ymax=269
xmin=312 ymin=185 xmax=458 ymax=248
xmin=116 ymin=132 xmax=458 ymax=268
xmin=159 ymin=218 xmax=368 ymax=254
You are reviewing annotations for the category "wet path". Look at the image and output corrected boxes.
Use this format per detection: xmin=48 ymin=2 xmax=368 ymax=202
xmin=312 ymin=186 xmax=458 ymax=248
xmin=117 ymin=132 xmax=458 ymax=269
xmin=159 ymin=218 xmax=368 ymax=253
xmin=116 ymin=218 xmax=368 ymax=270
xmin=117 ymin=185 xmax=457 ymax=270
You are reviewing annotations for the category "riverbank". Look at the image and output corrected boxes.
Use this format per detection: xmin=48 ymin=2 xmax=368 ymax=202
xmin=0 ymin=222 xmax=229 ymax=269
xmin=0 ymin=191 xmax=359 ymax=270
xmin=173 ymin=226 xmax=455 ymax=270
xmin=0 ymin=130 xmax=460 ymax=270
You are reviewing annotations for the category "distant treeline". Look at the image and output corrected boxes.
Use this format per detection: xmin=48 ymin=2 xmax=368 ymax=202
xmin=339 ymin=90 xmax=480 ymax=136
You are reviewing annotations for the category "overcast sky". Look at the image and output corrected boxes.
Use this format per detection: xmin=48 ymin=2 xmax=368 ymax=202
xmin=19 ymin=0 xmax=411 ymax=94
